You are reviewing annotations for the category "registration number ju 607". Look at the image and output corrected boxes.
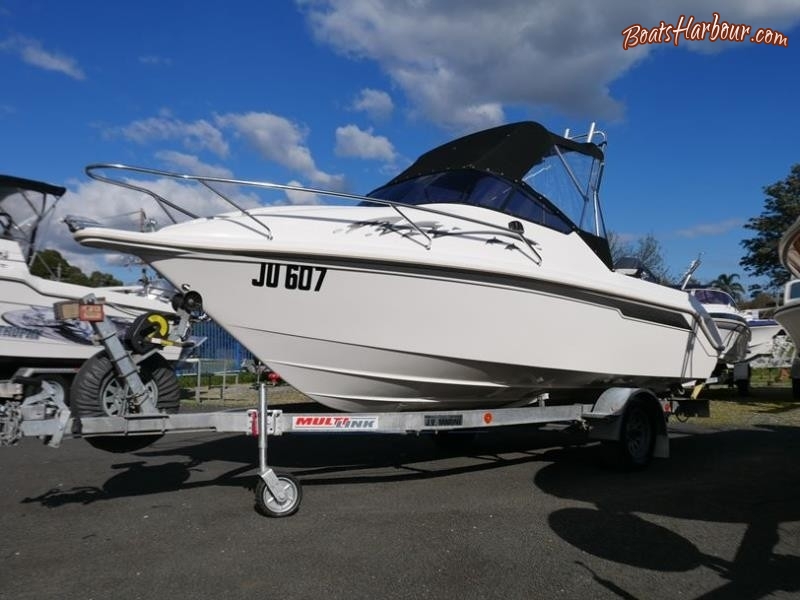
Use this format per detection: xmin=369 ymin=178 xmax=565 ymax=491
xmin=251 ymin=262 xmax=327 ymax=292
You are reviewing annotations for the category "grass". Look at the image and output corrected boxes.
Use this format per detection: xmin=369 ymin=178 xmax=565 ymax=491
xmin=692 ymin=369 xmax=800 ymax=427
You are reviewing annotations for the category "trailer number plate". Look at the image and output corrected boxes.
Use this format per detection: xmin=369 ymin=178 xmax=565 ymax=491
xmin=424 ymin=415 xmax=464 ymax=427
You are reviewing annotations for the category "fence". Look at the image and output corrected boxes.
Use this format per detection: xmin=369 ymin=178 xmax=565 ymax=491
xmin=178 ymin=319 xmax=258 ymax=402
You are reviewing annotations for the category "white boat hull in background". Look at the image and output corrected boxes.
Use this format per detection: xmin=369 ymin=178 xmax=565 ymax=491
xmin=0 ymin=241 xmax=180 ymax=371
xmin=774 ymin=301 xmax=800 ymax=350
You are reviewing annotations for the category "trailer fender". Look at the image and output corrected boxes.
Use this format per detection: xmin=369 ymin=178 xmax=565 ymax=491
xmin=585 ymin=388 xmax=669 ymax=459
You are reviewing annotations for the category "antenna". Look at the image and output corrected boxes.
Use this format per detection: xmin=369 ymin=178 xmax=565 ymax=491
xmin=679 ymin=253 xmax=703 ymax=290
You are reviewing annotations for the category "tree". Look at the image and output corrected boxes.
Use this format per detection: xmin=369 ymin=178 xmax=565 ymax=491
xmin=608 ymin=232 xmax=670 ymax=283
xmin=740 ymin=163 xmax=800 ymax=288
xmin=709 ymin=273 xmax=746 ymax=303
xmin=88 ymin=271 xmax=122 ymax=287
xmin=29 ymin=249 xmax=122 ymax=287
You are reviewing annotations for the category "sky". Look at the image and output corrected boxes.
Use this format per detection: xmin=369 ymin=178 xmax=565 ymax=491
xmin=2 ymin=0 xmax=800 ymax=292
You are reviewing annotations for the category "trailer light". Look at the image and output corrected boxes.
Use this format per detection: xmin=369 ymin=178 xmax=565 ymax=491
xmin=483 ymin=412 xmax=493 ymax=424
xmin=249 ymin=410 xmax=259 ymax=436
xmin=78 ymin=303 xmax=105 ymax=322
xmin=53 ymin=300 xmax=104 ymax=322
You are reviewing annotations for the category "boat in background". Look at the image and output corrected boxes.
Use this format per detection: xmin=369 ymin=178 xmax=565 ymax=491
xmin=774 ymin=215 xmax=800 ymax=349
xmin=0 ymin=174 xmax=189 ymax=403
xmin=773 ymin=216 xmax=800 ymax=396
xmin=740 ymin=309 xmax=784 ymax=360
xmin=773 ymin=279 xmax=800 ymax=348
xmin=685 ymin=288 xmax=751 ymax=364
xmin=72 ymin=121 xmax=723 ymax=412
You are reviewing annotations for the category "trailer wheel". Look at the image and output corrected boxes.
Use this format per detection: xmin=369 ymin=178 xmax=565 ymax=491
xmin=255 ymin=473 xmax=302 ymax=518
xmin=616 ymin=398 xmax=655 ymax=470
xmin=793 ymin=378 xmax=800 ymax=400
xmin=70 ymin=352 xmax=180 ymax=452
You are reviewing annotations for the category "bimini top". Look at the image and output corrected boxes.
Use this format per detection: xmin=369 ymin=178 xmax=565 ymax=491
xmin=0 ymin=174 xmax=67 ymax=264
xmin=385 ymin=121 xmax=604 ymax=187
xmin=0 ymin=175 xmax=66 ymax=200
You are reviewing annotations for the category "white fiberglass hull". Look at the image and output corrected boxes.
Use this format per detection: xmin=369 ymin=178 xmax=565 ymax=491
xmin=0 ymin=240 xmax=178 ymax=372
xmin=774 ymin=303 xmax=800 ymax=348
xmin=75 ymin=205 xmax=722 ymax=412
xmin=746 ymin=319 xmax=784 ymax=359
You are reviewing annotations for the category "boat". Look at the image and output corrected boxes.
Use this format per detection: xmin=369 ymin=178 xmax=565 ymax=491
xmin=741 ymin=310 xmax=784 ymax=359
xmin=684 ymin=288 xmax=751 ymax=364
xmin=774 ymin=215 xmax=800 ymax=349
xmin=0 ymin=174 xmax=188 ymax=404
xmin=72 ymin=121 xmax=723 ymax=412
xmin=773 ymin=279 xmax=800 ymax=348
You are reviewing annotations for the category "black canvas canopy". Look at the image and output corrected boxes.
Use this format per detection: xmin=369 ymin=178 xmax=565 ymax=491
xmin=0 ymin=175 xmax=66 ymax=199
xmin=386 ymin=121 xmax=604 ymax=186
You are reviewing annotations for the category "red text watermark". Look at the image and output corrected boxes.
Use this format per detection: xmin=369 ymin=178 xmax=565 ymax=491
xmin=622 ymin=13 xmax=789 ymax=50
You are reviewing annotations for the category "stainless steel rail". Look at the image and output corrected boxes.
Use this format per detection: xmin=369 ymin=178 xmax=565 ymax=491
xmin=84 ymin=163 xmax=544 ymax=264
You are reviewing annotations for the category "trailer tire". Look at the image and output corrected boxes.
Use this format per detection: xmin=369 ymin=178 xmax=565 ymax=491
xmin=614 ymin=397 xmax=655 ymax=470
xmin=255 ymin=473 xmax=302 ymax=517
xmin=793 ymin=378 xmax=800 ymax=400
xmin=71 ymin=352 xmax=180 ymax=453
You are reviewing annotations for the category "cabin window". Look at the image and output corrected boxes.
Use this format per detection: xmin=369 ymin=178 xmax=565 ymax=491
xmin=367 ymin=170 xmax=573 ymax=234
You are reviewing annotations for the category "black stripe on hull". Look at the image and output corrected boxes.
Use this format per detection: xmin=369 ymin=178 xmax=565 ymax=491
xmin=129 ymin=245 xmax=695 ymax=332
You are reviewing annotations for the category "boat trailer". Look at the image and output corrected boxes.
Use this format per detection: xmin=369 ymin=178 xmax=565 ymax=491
xmin=0 ymin=296 xmax=708 ymax=518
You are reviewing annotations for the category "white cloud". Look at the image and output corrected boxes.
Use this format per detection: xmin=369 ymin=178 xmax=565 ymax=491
xmin=155 ymin=151 xmax=234 ymax=179
xmin=675 ymin=218 xmax=745 ymax=239
xmin=335 ymin=124 xmax=397 ymax=162
xmin=283 ymin=180 xmax=322 ymax=205
xmin=352 ymin=88 xmax=394 ymax=120
xmin=48 ymin=174 xmax=270 ymax=272
xmin=216 ymin=111 xmax=346 ymax=190
xmin=112 ymin=113 xmax=230 ymax=158
xmin=1 ymin=36 xmax=85 ymax=80
xmin=299 ymin=0 xmax=800 ymax=130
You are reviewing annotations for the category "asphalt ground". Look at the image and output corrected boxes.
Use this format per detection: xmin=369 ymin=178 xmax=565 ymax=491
xmin=1 ymin=394 xmax=799 ymax=599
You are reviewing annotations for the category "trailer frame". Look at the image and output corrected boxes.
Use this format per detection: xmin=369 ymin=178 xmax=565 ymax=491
xmin=0 ymin=295 xmax=708 ymax=517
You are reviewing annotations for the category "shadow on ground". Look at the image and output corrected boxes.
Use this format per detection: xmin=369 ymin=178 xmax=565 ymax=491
xmin=535 ymin=424 xmax=800 ymax=599
xmin=20 ymin=417 xmax=800 ymax=598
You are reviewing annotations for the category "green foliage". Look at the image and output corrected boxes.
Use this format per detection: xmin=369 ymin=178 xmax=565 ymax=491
xmin=709 ymin=273 xmax=746 ymax=303
xmin=740 ymin=163 xmax=800 ymax=287
xmin=29 ymin=248 xmax=122 ymax=287
xmin=740 ymin=291 xmax=779 ymax=311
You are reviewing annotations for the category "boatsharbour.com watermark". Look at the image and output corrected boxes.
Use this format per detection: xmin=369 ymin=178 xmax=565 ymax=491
xmin=622 ymin=13 xmax=789 ymax=50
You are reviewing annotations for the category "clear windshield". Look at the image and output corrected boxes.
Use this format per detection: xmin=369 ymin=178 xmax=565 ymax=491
xmin=368 ymin=141 xmax=606 ymax=242
xmin=367 ymin=169 xmax=574 ymax=234
xmin=522 ymin=145 xmax=606 ymax=237
xmin=692 ymin=289 xmax=737 ymax=308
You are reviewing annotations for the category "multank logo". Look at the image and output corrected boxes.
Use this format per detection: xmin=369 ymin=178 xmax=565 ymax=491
xmin=292 ymin=415 xmax=379 ymax=430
